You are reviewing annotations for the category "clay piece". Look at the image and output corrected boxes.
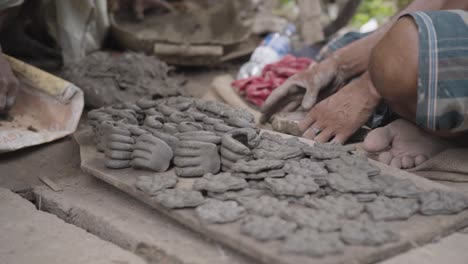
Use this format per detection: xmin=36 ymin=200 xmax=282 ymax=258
xmin=355 ymin=193 xmax=378 ymax=203
xmin=193 ymin=172 xmax=248 ymax=193
xmin=174 ymin=140 xmax=221 ymax=177
xmin=177 ymin=121 xmax=204 ymax=132
xmin=327 ymin=172 xmax=381 ymax=194
xmin=233 ymin=169 xmax=286 ymax=180
xmin=219 ymin=129 xmax=261 ymax=170
xmin=283 ymin=159 xmax=328 ymax=186
xmin=371 ymin=174 xmax=423 ymax=199
xmin=240 ymin=215 xmax=297 ymax=241
xmin=303 ymin=142 xmax=355 ymax=160
xmin=366 ymin=196 xmax=419 ymax=221
xmin=143 ymin=115 xmax=164 ymax=132
xmin=232 ymin=159 xmax=284 ymax=174
xmin=213 ymin=122 xmax=236 ymax=136
xmin=175 ymin=131 xmax=221 ymax=145
xmin=265 ymin=174 xmax=319 ymax=197
xmin=162 ymin=122 xmax=179 ymax=134
xmin=202 ymin=116 xmax=224 ymax=131
xmin=195 ymin=199 xmax=246 ymax=224
xmin=104 ymin=125 xmax=134 ymax=169
xmin=154 ymin=189 xmax=205 ymax=209
xmin=207 ymin=188 xmax=266 ymax=201
xmin=339 ymin=154 xmax=381 ymax=176
xmin=237 ymin=195 xmax=288 ymax=217
xmin=282 ymin=229 xmax=344 ymax=257
xmin=135 ymin=174 xmax=178 ymax=195
xmin=280 ymin=207 xmax=341 ymax=232
xmin=253 ymin=136 xmax=304 ymax=160
xmin=169 ymin=112 xmax=195 ymax=123
xmin=185 ymin=109 xmax=207 ymax=121
xmin=131 ymin=134 xmax=173 ymax=172
xmin=149 ymin=130 xmax=180 ymax=151
xmin=225 ymin=116 xmax=256 ymax=128
xmin=340 ymin=219 xmax=399 ymax=246
xmin=419 ymin=190 xmax=468 ymax=215
xmin=301 ymin=195 xmax=364 ymax=219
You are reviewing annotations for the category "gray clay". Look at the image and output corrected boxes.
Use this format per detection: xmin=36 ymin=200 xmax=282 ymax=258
xmin=193 ymin=172 xmax=248 ymax=193
xmin=169 ymin=112 xmax=195 ymax=123
xmin=240 ymin=215 xmax=297 ymax=241
xmin=226 ymin=128 xmax=261 ymax=149
xmin=253 ymin=146 xmax=303 ymax=160
xmin=282 ymin=229 xmax=344 ymax=257
xmin=195 ymin=199 xmax=246 ymax=224
xmin=156 ymin=104 xmax=179 ymax=116
xmin=340 ymin=154 xmax=381 ymax=176
xmin=301 ymin=195 xmax=364 ymax=219
xmin=174 ymin=140 xmax=221 ymax=177
xmin=185 ymin=109 xmax=207 ymax=121
xmin=225 ymin=116 xmax=256 ymax=128
xmin=232 ymin=159 xmax=284 ymax=174
xmin=176 ymin=131 xmax=221 ymax=144
xmin=105 ymin=149 xmax=133 ymax=160
xmin=154 ymin=189 xmax=205 ymax=209
xmin=207 ymin=188 xmax=266 ymax=201
xmin=135 ymin=174 xmax=178 ymax=195
xmin=177 ymin=122 xmax=204 ymax=132
xmin=162 ymin=123 xmax=179 ymax=134
xmin=340 ymin=218 xmax=399 ymax=246
xmin=327 ymin=172 xmax=381 ymax=194
xmin=355 ymin=193 xmax=378 ymax=203
xmin=127 ymin=125 xmax=149 ymax=137
xmin=213 ymin=122 xmax=236 ymax=133
xmin=136 ymin=98 xmax=159 ymax=109
xmin=107 ymin=142 xmax=134 ymax=151
xmin=233 ymin=169 xmax=285 ymax=180
xmin=283 ymin=159 xmax=328 ymax=186
xmin=419 ymin=190 xmax=468 ymax=215
xmin=105 ymin=159 xmax=131 ymax=169
xmin=144 ymin=115 xmax=164 ymax=130
xmin=237 ymin=195 xmax=288 ymax=217
xmin=280 ymin=207 xmax=341 ymax=232
xmin=150 ymin=130 xmax=180 ymax=151
xmin=171 ymin=101 xmax=192 ymax=111
xmin=131 ymin=134 xmax=173 ymax=172
xmin=220 ymin=146 xmax=250 ymax=163
xmin=265 ymin=174 xmax=319 ymax=197
xmin=303 ymin=142 xmax=355 ymax=160
xmin=372 ymin=174 xmax=422 ymax=198
xmin=365 ymin=196 xmax=419 ymax=221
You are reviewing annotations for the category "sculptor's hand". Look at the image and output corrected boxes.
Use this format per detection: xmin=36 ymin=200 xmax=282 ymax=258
xmin=0 ymin=54 xmax=19 ymax=114
xmin=108 ymin=0 xmax=174 ymax=20
xmin=260 ymin=58 xmax=342 ymax=123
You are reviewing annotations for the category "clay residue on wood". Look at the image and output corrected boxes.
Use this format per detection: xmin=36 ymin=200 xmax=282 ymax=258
xmin=62 ymin=52 xmax=187 ymax=108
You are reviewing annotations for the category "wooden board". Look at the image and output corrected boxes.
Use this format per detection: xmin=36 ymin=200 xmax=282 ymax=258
xmin=75 ymin=129 xmax=468 ymax=264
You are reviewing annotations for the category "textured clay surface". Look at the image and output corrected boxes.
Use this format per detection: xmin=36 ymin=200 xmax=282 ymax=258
xmin=280 ymin=207 xmax=341 ymax=232
xmin=237 ymin=196 xmax=288 ymax=217
xmin=301 ymin=195 xmax=364 ymax=219
xmin=195 ymin=199 xmax=246 ymax=224
xmin=282 ymin=229 xmax=344 ymax=257
xmin=340 ymin=218 xmax=399 ymax=246
xmin=135 ymin=174 xmax=178 ymax=195
xmin=154 ymin=189 xmax=205 ymax=209
xmin=131 ymin=134 xmax=173 ymax=172
xmin=193 ymin=173 xmax=248 ymax=193
xmin=365 ymin=196 xmax=419 ymax=221
xmin=240 ymin=215 xmax=297 ymax=241
xmin=265 ymin=174 xmax=319 ymax=197
xmin=419 ymin=190 xmax=468 ymax=215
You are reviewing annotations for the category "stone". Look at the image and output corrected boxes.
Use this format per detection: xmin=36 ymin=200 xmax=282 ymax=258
xmin=131 ymin=134 xmax=174 ymax=172
xmin=237 ymin=195 xmax=288 ymax=217
xmin=193 ymin=173 xmax=248 ymax=193
xmin=240 ymin=215 xmax=297 ymax=242
xmin=154 ymin=189 xmax=205 ymax=209
xmin=264 ymin=174 xmax=319 ymax=197
xmin=366 ymin=197 xmax=419 ymax=221
xmin=135 ymin=174 xmax=178 ymax=195
xmin=195 ymin=199 xmax=246 ymax=224
xmin=419 ymin=190 xmax=468 ymax=215
xmin=282 ymin=229 xmax=344 ymax=257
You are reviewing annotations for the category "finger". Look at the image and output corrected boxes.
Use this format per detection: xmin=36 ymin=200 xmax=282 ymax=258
xmin=105 ymin=159 xmax=131 ymax=169
xmin=378 ymin=151 xmax=393 ymax=165
xmin=130 ymin=159 xmax=149 ymax=169
xmin=173 ymin=156 xmax=202 ymax=167
xmin=297 ymin=108 xmax=317 ymax=134
xmin=131 ymin=149 xmax=151 ymax=159
xmin=175 ymin=166 xmax=207 ymax=177
xmin=302 ymin=124 xmax=320 ymax=140
xmin=109 ymin=134 xmax=135 ymax=144
xmin=174 ymin=147 xmax=202 ymax=157
xmin=0 ymin=79 xmax=7 ymax=111
xmin=134 ymin=0 xmax=145 ymax=19
xmin=281 ymin=98 xmax=301 ymax=113
xmin=260 ymin=83 xmax=302 ymax=123
xmin=107 ymin=142 xmax=134 ymax=151
xmin=330 ymin=133 xmax=348 ymax=145
xmin=302 ymin=86 xmax=319 ymax=110
xmin=314 ymin=128 xmax=335 ymax=143
xmin=105 ymin=150 xmax=132 ymax=160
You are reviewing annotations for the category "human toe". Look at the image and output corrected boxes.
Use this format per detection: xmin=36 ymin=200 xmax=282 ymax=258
xmin=401 ymin=156 xmax=415 ymax=169
xmin=378 ymin=151 xmax=393 ymax=165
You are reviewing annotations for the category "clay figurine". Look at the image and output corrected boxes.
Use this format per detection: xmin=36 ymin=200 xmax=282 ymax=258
xmin=232 ymin=159 xmax=284 ymax=174
xmin=174 ymin=140 xmax=221 ymax=177
xmin=371 ymin=174 xmax=422 ymax=198
xmin=131 ymin=134 xmax=173 ymax=172
xmin=195 ymin=199 xmax=246 ymax=224
xmin=176 ymin=131 xmax=221 ymax=144
xmin=327 ymin=172 xmax=381 ymax=194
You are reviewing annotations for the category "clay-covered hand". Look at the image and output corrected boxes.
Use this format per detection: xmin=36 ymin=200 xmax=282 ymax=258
xmin=0 ymin=53 xmax=19 ymax=114
xmin=131 ymin=134 xmax=173 ymax=172
xmin=260 ymin=59 xmax=340 ymax=123
xmin=174 ymin=140 xmax=221 ymax=177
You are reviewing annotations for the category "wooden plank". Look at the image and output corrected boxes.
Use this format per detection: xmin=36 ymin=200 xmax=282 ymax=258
xmin=75 ymin=129 xmax=468 ymax=264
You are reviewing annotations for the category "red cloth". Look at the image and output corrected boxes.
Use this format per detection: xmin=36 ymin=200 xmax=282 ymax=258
xmin=232 ymin=55 xmax=313 ymax=106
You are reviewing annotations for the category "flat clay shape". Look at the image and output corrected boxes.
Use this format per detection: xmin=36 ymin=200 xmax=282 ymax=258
xmin=174 ymin=140 xmax=221 ymax=177
xmin=193 ymin=172 xmax=248 ymax=193
xmin=207 ymin=188 xmax=266 ymax=201
xmin=131 ymin=134 xmax=173 ymax=172
xmin=105 ymin=159 xmax=131 ymax=169
xmin=176 ymin=131 xmax=221 ymax=144
xmin=154 ymin=189 xmax=205 ymax=209
xmin=264 ymin=174 xmax=319 ymax=197
xmin=372 ymin=174 xmax=422 ymax=199
xmin=301 ymin=195 xmax=364 ymax=219
xmin=340 ymin=154 xmax=381 ymax=176
xmin=282 ymin=229 xmax=344 ymax=257
xmin=150 ymin=130 xmax=180 ymax=151
xmin=253 ymin=144 xmax=303 ymax=160
xmin=232 ymin=159 xmax=284 ymax=174
xmin=327 ymin=172 xmax=381 ymax=194
xmin=144 ymin=115 xmax=164 ymax=130
xmin=169 ymin=112 xmax=195 ymax=123
xmin=162 ymin=123 xmax=179 ymax=134
xmin=135 ymin=174 xmax=178 ymax=195
xmin=355 ymin=193 xmax=378 ymax=203
xmin=185 ymin=109 xmax=207 ymax=121
xmin=365 ymin=196 xmax=419 ymax=221
xmin=240 ymin=215 xmax=297 ymax=241
xmin=340 ymin=219 xmax=399 ymax=246
xmin=237 ymin=195 xmax=288 ymax=217
xmin=225 ymin=116 xmax=256 ymax=128
xmin=233 ymin=169 xmax=286 ymax=180
xmin=280 ymin=207 xmax=341 ymax=232
xmin=195 ymin=199 xmax=246 ymax=224
xmin=419 ymin=190 xmax=468 ymax=215
xmin=177 ymin=122 xmax=204 ymax=132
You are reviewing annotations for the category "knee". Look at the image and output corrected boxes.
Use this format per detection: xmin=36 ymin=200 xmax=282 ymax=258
xmin=369 ymin=16 xmax=419 ymax=118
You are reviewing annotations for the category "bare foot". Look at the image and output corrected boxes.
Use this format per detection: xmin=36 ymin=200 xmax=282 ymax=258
xmin=298 ymin=72 xmax=380 ymax=143
xmin=363 ymin=119 xmax=450 ymax=169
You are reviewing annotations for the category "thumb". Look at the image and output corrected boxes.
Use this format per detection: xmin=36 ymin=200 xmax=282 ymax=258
xmin=301 ymin=87 xmax=318 ymax=109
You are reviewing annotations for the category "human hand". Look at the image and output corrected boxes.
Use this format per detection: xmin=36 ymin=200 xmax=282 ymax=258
xmin=0 ymin=54 xmax=19 ymax=114
xmin=260 ymin=58 xmax=341 ymax=124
